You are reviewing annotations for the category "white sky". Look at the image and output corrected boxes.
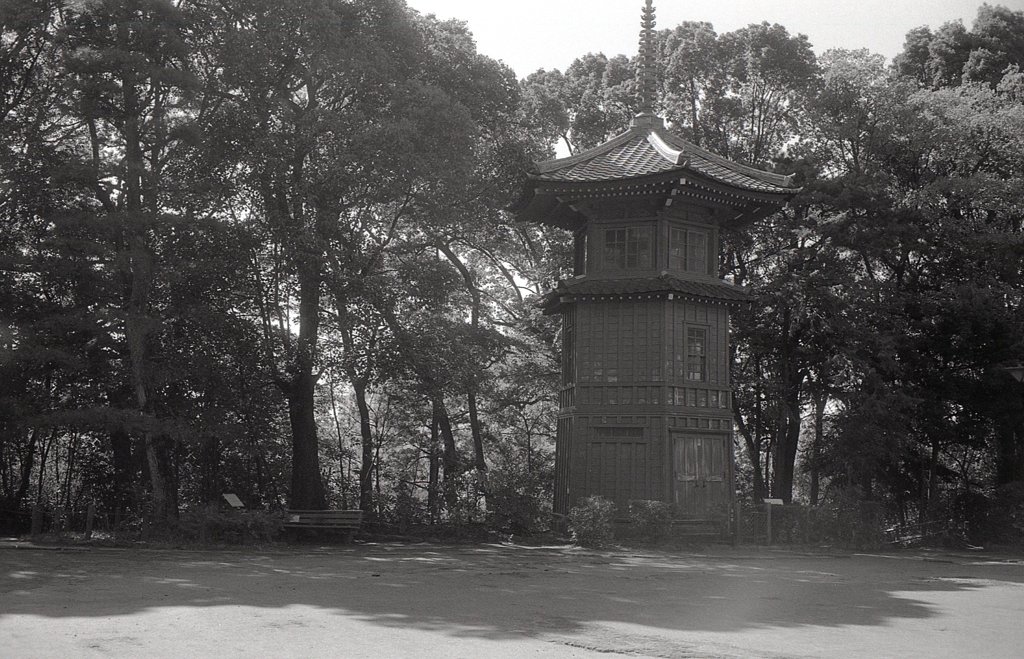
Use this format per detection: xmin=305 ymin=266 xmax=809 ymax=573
xmin=407 ymin=0 xmax=1024 ymax=78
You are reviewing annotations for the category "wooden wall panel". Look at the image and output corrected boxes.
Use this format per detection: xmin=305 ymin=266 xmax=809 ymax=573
xmin=557 ymin=295 xmax=736 ymax=518
xmin=583 ymin=440 xmax=650 ymax=512
xmin=563 ymin=417 xmax=669 ymax=513
xmin=575 ymin=300 xmax=664 ymax=384
xmin=554 ymin=416 xmax=573 ymax=515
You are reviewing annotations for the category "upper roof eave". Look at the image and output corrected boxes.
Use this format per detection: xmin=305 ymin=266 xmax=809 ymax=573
xmin=529 ymin=120 xmax=799 ymax=197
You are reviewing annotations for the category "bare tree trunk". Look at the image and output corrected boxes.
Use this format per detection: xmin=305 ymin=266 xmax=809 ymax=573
xmin=466 ymin=386 xmax=487 ymax=473
xmin=434 ymin=399 xmax=460 ymax=513
xmin=428 ymin=407 xmax=440 ymax=522
xmin=327 ymin=373 xmax=349 ymax=510
xmin=353 ymin=378 xmax=374 ymax=514
xmin=924 ymin=438 xmax=940 ymax=522
xmin=809 ymin=391 xmax=826 ymax=506
xmin=36 ymin=428 xmax=54 ymax=501
xmin=437 ymin=243 xmax=488 ymax=477
xmin=734 ymin=411 xmax=766 ymax=501
xmin=11 ymin=428 xmax=39 ymax=509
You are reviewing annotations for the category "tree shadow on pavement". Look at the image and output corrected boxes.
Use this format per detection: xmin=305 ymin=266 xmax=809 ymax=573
xmin=2 ymin=542 xmax=1022 ymax=641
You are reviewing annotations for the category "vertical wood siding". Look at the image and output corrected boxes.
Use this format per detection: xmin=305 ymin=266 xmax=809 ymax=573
xmin=558 ymin=290 xmax=736 ymax=517
xmin=554 ymin=416 xmax=573 ymax=515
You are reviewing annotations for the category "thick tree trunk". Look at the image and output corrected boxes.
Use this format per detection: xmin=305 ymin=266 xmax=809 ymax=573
xmin=123 ymin=233 xmax=177 ymax=528
xmin=770 ymin=401 xmax=801 ymax=503
xmin=285 ymin=258 xmax=326 ymax=511
xmin=144 ymin=433 xmax=177 ymax=524
xmin=122 ymin=67 xmax=176 ymax=528
xmin=286 ymin=369 xmax=326 ymax=510
xmin=769 ymin=307 xmax=804 ymax=504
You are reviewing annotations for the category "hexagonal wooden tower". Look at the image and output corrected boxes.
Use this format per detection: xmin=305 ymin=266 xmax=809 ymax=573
xmin=514 ymin=2 xmax=798 ymax=519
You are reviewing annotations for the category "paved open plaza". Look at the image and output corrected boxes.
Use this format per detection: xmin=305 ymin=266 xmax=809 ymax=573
xmin=2 ymin=542 xmax=1023 ymax=658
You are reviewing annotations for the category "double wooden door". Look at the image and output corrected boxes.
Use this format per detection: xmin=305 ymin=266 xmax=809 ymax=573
xmin=673 ymin=432 xmax=729 ymax=516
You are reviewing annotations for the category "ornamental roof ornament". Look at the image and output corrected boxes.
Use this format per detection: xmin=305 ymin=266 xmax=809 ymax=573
xmin=635 ymin=0 xmax=658 ymax=121
xmin=511 ymin=0 xmax=800 ymax=229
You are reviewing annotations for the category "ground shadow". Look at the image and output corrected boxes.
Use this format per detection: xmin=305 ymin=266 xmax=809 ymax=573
xmin=2 ymin=542 xmax=1022 ymax=642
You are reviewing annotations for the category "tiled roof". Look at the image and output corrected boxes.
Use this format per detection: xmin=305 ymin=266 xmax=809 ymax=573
xmin=534 ymin=117 xmax=795 ymax=195
xmin=541 ymin=274 xmax=751 ymax=311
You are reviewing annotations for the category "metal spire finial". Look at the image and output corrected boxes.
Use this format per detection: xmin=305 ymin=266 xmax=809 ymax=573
xmin=637 ymin=0 xmax=657 ymax=116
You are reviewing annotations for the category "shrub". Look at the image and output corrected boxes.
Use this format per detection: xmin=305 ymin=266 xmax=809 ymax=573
xmin=486 ymin=469 xmax=551 ymax=536
xmin=177 ymin=507 xmax=285 ymax=545
xmin=628 ymin=500 xmax=674 ymax=544
xmin=568 ymin=496 xmax=615 ymax=547
xmin=390 ymin=482 xmax=427 ymax=533
xmin=767 ymin=504 xmax=812 ymax=544
xmin=812 ymin=490 xmax=886 ymax=548
xmin=989 ymin=482 xmax=1024 ymax=544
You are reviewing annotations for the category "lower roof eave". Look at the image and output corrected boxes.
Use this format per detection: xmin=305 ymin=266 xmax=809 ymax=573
xmin=540 ymin=290 xmax=751 ymax=315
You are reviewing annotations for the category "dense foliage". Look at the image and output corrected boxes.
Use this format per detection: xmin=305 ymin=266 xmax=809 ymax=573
xmin=2 ymin=1 xmax=1023 ymax=543
xmin=0 ymin=0 xmax=563 ymax=536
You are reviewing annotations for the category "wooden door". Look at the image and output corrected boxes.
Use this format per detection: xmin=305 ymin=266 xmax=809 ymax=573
xmin=673 ymin=433 xmax=728 ymax=517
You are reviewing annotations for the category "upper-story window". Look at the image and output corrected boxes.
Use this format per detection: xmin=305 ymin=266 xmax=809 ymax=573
xmin=603 ymin=227 xmax=652 ymax=270
xmin=669 ymin=227 xmax=708 ymax=275
xmin=686 ymin=327 xmax=707 ymax=381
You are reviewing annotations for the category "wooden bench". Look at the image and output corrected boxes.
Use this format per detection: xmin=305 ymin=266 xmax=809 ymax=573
xmin=283 ymin=510 xmax=362 ymax=536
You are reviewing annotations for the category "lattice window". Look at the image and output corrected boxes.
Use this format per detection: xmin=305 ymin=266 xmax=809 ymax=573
xmin=686 ymin=328 xmax=707 ymax=381
xmin=669 ymin=227 xmax=708 ymax=274
xmin=604 ymin=227 xmax=652 ymax=269
xmin=688 ymin=231 xmax=707 ymax=274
